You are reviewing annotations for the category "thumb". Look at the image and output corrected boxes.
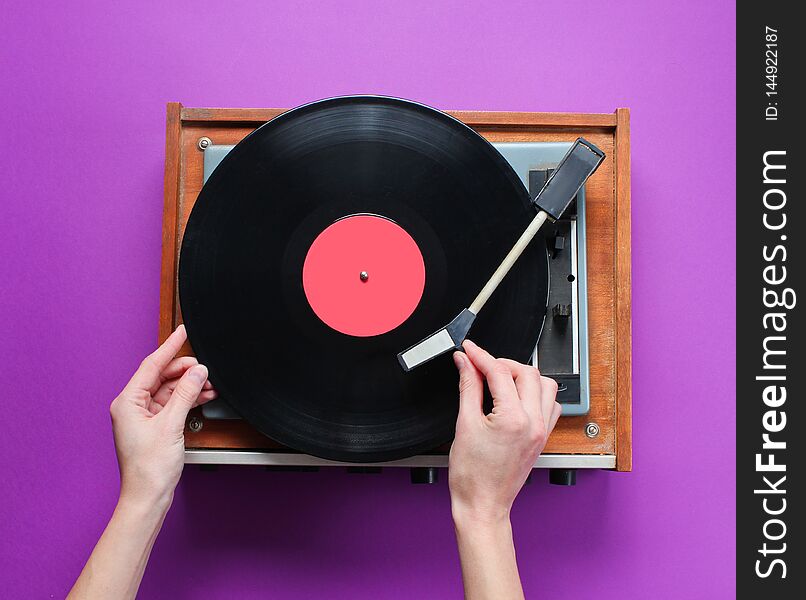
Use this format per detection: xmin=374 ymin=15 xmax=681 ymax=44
xmin=162 ymin=364 xmax=208 ymax=429
xmin=454 ymin=351 xmax=484 ymax=422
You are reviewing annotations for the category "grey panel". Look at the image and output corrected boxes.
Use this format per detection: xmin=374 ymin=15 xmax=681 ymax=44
xmin=198 ymin=141 xmax=590 ymax=420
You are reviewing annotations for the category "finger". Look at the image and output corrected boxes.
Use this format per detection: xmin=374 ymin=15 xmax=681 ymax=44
xmin=195 ymin=389 xmax=218 ymax=406
xmin=152 ymin=375 xmax=216 ymax=408
xmin=160 ymin=364 xmax=208 ymax=428
xmin=162 ymin=359 xmax=214 ymax=390
xmin=453 ymin=351 xmax=484 ymax=422
xmin=146 ymin=394 xmax=171 ymax=415
xmin=462 ymin=340 xmax=519 ymax=410
xmin=151 ymin=380 xmax=176 ymax=408
xmin=158 ymin=356 xmax=199 ymax=382
xmin=151 ymin=359 xmax=214 ymax=395
xmin=149 ymin=388 xmax=218 ymax=416
xmin=160 ymin=356 xmax=213 ymax=390
xmin=540 ymin=376 xmax=559 ymax=425
xmin=127 ymin=325 xmax=188 ymax=391
xmin=499 ymin=359 xmax=542 ymax=423
xmin=547 ymin=401 xmax=562 ymax=433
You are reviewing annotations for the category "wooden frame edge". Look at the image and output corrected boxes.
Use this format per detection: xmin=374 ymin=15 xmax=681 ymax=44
xmin=167 ymin=104 xmax=631 ymax=465
xmin=159 ymin=102 xmax=183 ymax=344
xmin=614 ymin=108 xmax=632 ymax=471
xmin=449 ymin=110 xmax=617 ymax=128
xmin=180 ymin=106 xmax=618 ymax=129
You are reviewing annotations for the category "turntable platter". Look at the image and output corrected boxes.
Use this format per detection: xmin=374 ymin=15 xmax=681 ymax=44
xmin=179 ymin=96 xmax=548 ymax=462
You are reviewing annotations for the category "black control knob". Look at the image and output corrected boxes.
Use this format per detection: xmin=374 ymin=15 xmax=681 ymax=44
xmin=549 ymin=469 xmax=577 ymax=486
xmin=410 ymin=467 xmax=439 ymax=484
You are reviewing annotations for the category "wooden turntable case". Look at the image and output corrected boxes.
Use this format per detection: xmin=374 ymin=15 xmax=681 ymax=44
xmin=161 ymin=104 xmax=632 ymax=471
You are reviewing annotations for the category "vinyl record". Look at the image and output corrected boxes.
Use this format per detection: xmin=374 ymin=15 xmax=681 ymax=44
xmin=179 ymin=96 xmax=548 ymax=462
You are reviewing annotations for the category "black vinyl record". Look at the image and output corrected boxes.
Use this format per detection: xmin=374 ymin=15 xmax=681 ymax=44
xmin=179 ymin=96 xmax=548 ymax=462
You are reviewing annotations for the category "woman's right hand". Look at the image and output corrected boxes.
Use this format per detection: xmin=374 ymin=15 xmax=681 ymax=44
xmin=449 ymin=340 xmax=561 ymax=525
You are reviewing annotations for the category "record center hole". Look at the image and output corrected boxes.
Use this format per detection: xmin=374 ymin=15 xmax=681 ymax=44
xmin=567 ymin=274 xmax=575 ymax=282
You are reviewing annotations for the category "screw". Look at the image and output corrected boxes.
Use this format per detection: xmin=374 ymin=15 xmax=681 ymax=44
xmin=188 ymin=416 xmax=203 ymax=432
xmin=585 ymin=422 xmax=600 ymax=438
xmin=360 ymin=271 xmax=369 ymax=282
xmin=197 ymin=136 xmax=212 ymax=150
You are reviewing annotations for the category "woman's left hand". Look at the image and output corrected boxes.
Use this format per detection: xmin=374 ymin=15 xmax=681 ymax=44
xmin=109 ymin=325 xmax=216 ymax=508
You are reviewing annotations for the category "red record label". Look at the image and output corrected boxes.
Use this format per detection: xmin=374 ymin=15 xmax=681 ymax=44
xmin=302 ymin=214 xmax=426 ymax=337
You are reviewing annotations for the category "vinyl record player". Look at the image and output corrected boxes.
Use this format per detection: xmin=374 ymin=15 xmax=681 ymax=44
xmin=160 ymin=101 xmax=632 ymax=481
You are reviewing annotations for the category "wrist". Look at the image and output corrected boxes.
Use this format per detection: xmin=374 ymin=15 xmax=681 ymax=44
xmin=452 ymin=500 xmax=512 ymax=533
xmin=453 ymin=507 xmax=515 ymax=557
xmin=118 ymin=485 xmax=174 ymax=518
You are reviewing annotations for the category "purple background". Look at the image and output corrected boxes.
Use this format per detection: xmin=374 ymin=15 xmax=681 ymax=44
xmin=1 ymin=1 xmax=736 ymax=598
